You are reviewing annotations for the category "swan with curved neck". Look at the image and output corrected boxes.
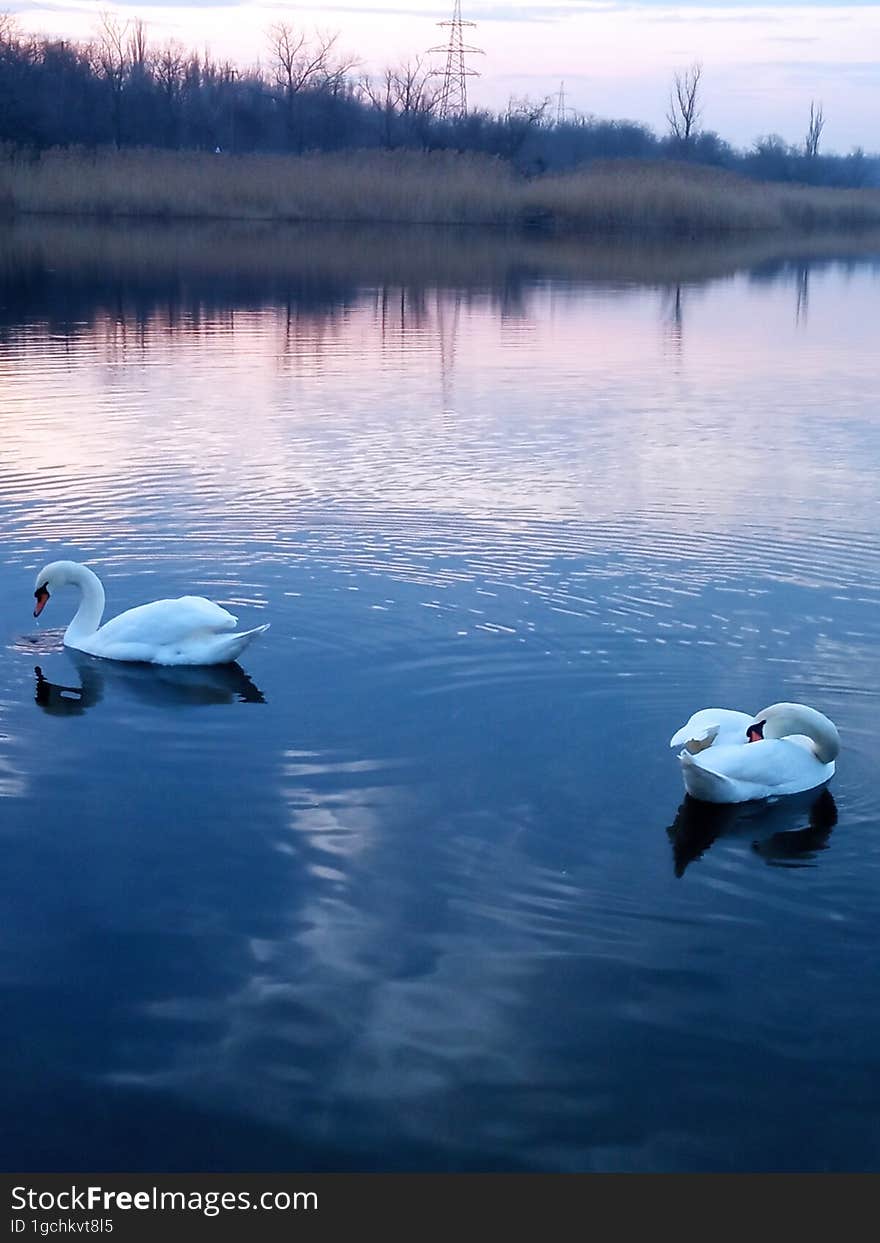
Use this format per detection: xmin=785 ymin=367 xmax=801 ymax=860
xmin=671 ymin=701 xmax=839 ymax=804
xmin=33 ymin=560 xmax=269 ymax=667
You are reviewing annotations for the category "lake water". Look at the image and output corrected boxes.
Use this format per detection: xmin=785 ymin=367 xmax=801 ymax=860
xmin=1 ymin=221 xmax=879 ymax=1172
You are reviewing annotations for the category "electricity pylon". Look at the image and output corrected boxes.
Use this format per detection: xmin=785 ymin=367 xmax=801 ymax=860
xmin=556 ymin=81 xmax=566 ymax=125
xmin=428 ymin=0 xmax=484 ymax=120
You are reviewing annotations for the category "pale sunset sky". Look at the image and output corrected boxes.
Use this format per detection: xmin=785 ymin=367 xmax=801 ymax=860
xmin=7 ymin=0 xmax=880 ymax=151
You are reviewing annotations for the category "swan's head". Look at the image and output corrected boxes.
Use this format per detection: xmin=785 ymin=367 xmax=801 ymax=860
xmin=746 ymin=702 xmax=840 ymax=763
xmin=33 ymin=560 xmax=84 ymax=618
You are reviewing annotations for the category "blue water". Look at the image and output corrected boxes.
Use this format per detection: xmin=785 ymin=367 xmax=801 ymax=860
xmin=1 ymin=224 xmax=879 ymax=1171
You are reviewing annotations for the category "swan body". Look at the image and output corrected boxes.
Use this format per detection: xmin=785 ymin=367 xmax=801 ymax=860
xmin=33 ymin=560 xmax=269 ymax=666
xmin=671 ymin=702 xmax=839 ymax=804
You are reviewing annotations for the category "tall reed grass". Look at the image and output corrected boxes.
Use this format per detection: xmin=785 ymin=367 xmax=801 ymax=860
xmin=2 ymin=147 xmax=880 ymax=235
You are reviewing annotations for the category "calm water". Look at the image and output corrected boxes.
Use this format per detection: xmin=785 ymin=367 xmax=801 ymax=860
xmin=2 ymin=222 xmax=879 ymax=1172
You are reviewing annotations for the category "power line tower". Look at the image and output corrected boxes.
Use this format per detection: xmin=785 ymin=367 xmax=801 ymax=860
xmin=556 ymin=81 xmax=566 ymax=125
xmin=428 ymin=0 xmax=484 ymax=120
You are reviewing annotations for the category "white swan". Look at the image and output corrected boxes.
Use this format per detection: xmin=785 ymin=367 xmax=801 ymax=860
xmin=33 ymin=560 xmax=269 ymax=666
xmin=670 ymin=702 xmax=839 ymax=804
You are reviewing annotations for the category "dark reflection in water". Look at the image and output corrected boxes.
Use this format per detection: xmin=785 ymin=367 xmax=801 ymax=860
xmin=2 ymin=217 xmax=879 ymax=348
xmin=1 ymin=221 xmax=880 ymax=1174
xmin=34 ymin=663 xmax=100 ymax=715
xmin=667 ymin=787 xmax=838 ymax=877
xmin=753 ymin=789 xmax=838 ymax=867
xmin=34 ymin=655 xmax=265 ymax=713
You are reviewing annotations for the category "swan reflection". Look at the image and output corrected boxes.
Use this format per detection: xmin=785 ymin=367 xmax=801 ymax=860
xmin=666 ymin=787 xmax=837 ymax=877
xmin=34 ymin=651 xmax=265 ymax=714
xmin=34 ymin=663 xmax=102 ymax=715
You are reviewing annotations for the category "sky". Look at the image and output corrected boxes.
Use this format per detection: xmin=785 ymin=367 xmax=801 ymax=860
xmin=7 ymin=0 xmax=880 ymax=151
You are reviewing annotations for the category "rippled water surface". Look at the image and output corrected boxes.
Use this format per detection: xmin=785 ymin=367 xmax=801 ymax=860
xmin=2 ymin=222 xmax=879 ymax=1171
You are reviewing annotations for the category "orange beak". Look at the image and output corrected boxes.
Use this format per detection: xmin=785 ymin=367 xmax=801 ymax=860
xmin=34 ymin=587 xmax=50 ymax=618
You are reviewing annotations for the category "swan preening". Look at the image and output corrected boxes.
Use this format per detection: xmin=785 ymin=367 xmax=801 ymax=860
xmin=670 ymin=703 xmax=839 ymax=804
xmin=33 ymin=560 xmax=269 ymax=667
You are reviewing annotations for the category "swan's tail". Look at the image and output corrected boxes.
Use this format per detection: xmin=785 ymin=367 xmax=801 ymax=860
xmin=162 ymin=623 xmax=270 ymax=667
xmin=679 ymin=750 xmax=736 ymax=804
xmin=214 ymin=623 xmax=270 ymax=665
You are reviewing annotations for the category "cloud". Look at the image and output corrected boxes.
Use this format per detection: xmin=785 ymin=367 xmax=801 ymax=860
xmin=10 ymin=0 xmax=243 ymax=10
xmin=7 ymin=0 xmax=241 ymax=15
xmin=249 ymin=0 xmax=880 ymax=28
xmin=615 ymin=0 xmax=880 ymax=7
xmin=7 ymin=1 xmax=91 ymax=13
xmin=258 ymin=2 xmax=614 ymax=21
xmin=15 ymin=0 xmax=880 ymax=21
xmin=760 ymin=57 xmax=880 ymax=80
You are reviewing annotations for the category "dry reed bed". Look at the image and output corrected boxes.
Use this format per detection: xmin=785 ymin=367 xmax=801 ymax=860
xmin=1 ymin=149 xmax=520 ymax=225
xmin=2 ymin=148 xmax=880 ymax=235
xmin=526 ymin=161 xmax=880 ymax=233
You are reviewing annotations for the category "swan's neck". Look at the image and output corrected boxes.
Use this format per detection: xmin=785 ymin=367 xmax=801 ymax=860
xmin=809 ymin=727 xmax=840 ymax=765
xmin=759 ymin=703 xmax=840 ymax=764
xmin=64 ymin=565 xmax=105 ymax=643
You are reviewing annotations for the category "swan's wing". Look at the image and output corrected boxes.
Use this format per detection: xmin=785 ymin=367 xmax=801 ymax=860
xmin=687 ymin=739 xmax=834 ymax=798
xmin=94 ymin=596 xmax=238 ymax=647
xmin=670 ymin=708 xmax=752 ymax=749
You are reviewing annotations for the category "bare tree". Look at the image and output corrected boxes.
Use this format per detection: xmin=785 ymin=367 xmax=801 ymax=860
xmin=92 ymin=11 xmax=130 ymax=146
xmin=94 ymin=11 xmax=128 ymax=83
xmin=155 ymin=39 xmax=185 ymax=100
xmin=667 ymin=62 xmax=703 ymax=150
xmin=805 ymin=100 xmax=824 ymax=159
xmin=154 ymin=39 xmax=185 ymax=144
xmin=0 ymin=12 xmax=19 ymax=48
xmin=360 ymin=57 xmax=440 ymax=147
xmin=322 ymin=43 xmax=358 ymax=97
xmin=267 ymin=24 xmax=354 ymax=99
xmin=500 ymin=95 xmax=551 ymax=160
xmin=127 ymin=17 xmax=148 ymax=77
xmin=359 ymin=69 xmax=395 ymax=147
xmin=393 ymin=57 xmax=439 ymax=118
xmin=506 ymin=95 xmax=550 ymax=127
xmin=267 ymin=23 xmax=356 ymax=148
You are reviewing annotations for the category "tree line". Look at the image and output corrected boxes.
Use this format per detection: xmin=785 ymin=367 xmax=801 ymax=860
xmin=0 ymin=14 xmax=875 ymax=188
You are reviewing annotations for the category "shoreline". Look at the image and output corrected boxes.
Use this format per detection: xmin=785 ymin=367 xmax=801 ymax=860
xmin=3 ymin=148 xmax=880 ymax=238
